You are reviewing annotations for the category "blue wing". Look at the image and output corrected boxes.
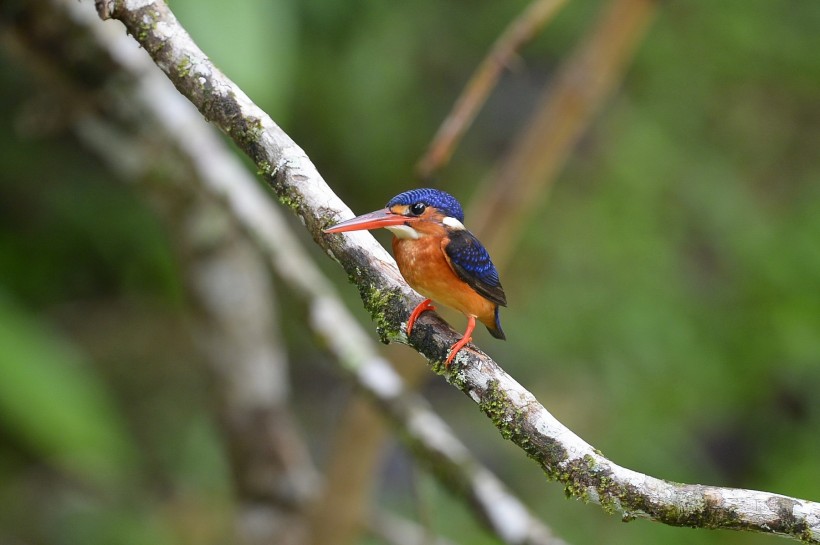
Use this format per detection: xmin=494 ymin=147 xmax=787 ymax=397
xmin=443 ymin=230 xmax=507 ymax=307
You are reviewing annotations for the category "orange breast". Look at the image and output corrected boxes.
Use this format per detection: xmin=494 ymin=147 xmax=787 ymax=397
xmin=392 ymin=236 xmax=496 ymax=327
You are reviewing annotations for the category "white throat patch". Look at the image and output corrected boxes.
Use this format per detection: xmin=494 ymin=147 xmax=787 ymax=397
xmin=442 ymin=216 xmax=465 ymax=230
xmin=386 ymin=224 xmax=421 ymax=240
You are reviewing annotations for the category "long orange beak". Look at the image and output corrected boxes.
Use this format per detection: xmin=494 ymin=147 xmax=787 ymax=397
xmin=323 ymin=208 xmax=409 ymax=233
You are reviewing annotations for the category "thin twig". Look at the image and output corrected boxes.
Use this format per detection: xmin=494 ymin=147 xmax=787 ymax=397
xmin=92 ymin=1 xmax=820 ymax=542
xmin=416 ymin=0 xmax=568 ymax=180
xmin=469 ymin=0 xmax=658 ymax=268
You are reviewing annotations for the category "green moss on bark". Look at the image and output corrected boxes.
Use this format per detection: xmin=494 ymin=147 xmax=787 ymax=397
xmin=176 ymin=56 xmax=191 ymax=79
xmin=357 ymin=285 xmax=402 ymax=342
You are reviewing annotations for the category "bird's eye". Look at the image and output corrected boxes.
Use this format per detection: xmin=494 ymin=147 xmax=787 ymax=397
xmin=409 ymin=202 xmax=426 ymax=216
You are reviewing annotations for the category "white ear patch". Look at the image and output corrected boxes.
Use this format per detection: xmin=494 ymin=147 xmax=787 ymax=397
xmin=386 ymin=224 xmax=421 ymax=240
xmin=442 ymin=216 xmax=465 ymax=230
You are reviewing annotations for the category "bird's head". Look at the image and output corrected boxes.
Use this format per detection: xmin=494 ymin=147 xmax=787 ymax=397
xmin=324 ymin=188 xmax=465 ymax=240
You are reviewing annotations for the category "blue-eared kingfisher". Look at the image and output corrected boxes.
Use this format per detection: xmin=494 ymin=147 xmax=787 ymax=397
xmin=324 ymin=188 xmax=506 ymax=366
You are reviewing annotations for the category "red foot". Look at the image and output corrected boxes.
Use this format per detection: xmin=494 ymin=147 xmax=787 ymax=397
xmin=445 ymin=316 xmax=477 ymax=367
xmin=406 ymin=299 xmax=436 ymax=337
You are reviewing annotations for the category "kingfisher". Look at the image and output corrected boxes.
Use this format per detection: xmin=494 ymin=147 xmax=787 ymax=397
xmin=324 ymin=188 xmax=506 ymax=366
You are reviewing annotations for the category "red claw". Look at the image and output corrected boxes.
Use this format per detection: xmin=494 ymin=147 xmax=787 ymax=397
xmin=445 ymin=315 xmax=476 ymax=367
xmin=406 ymin=299 xmax=436 ymax=337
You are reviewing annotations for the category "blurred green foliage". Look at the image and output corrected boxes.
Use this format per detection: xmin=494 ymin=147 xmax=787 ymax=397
xmin=0 ymin=295 xmax=135 ymax=482
xmin=0 ymin=0 xmax=818 ymax=544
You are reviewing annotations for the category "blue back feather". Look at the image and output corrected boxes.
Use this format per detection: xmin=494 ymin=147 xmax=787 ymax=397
xmin=444 ymin=230 xmax=507 ymax=307
xmin=447 ymin=234 xmax=499 ymax=284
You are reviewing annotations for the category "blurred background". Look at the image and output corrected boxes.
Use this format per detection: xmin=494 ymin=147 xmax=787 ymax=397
xmin=1 ymin=0 xmax=818 ymax=544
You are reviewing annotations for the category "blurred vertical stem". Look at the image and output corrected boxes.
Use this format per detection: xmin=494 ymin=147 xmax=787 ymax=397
xmin=309 ymin=348 xmax=445 ymax=545
xmin=309 ymin=397 xmax=386 ymax=545
xmin=178 ymin=198 xmax=316 ymax=545
xmin=468 ymin=0 xmax=659 ymax=268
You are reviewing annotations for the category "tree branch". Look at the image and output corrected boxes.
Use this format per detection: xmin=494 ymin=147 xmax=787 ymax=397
xmin=15 ymin=1 xmax=565 ymax=543
xmin=93 ymin=1 xmax=820 ymax=543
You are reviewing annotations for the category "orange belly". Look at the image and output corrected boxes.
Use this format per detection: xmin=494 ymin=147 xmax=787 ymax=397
xmin=393 ymin=236 xmax=496 ymax=329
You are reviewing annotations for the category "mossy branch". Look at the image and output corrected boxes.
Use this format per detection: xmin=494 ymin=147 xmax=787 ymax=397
xmin=95 ymin=1 xmax=820 ymax=543
xmin=35 ymin=1 xmax=561 ymax=543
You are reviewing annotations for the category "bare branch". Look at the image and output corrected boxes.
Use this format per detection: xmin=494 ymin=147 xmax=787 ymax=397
xmin=416 ymin=0 xmax=568 ymax=179
xmin=92 ymin=1 xmax=820 ymax=543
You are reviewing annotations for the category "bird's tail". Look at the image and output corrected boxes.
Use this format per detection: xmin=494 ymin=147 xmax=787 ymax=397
xmin=482 ymin=306 xmax=506 ymax=340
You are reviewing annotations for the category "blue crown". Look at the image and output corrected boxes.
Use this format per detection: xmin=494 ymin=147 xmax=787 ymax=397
xmin=386 ymin=188 xmax=465 ymax=222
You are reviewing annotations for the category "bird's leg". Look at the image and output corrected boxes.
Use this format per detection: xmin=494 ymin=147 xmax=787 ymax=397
xmin=406 ymin=298 xmax=436 ymax=337
xmin=445 ymin=315 xmax=476 ymax=367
